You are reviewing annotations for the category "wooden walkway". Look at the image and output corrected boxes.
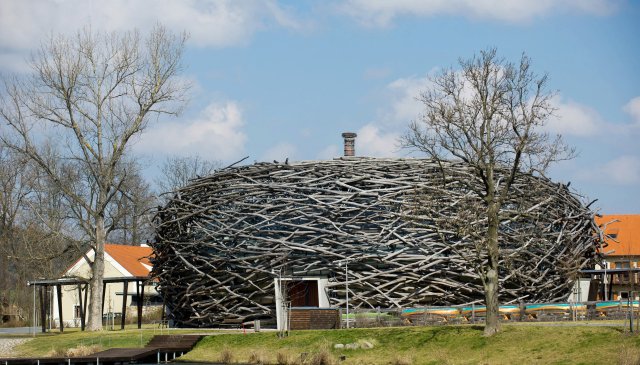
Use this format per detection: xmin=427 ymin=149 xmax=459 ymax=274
xmin=0 ymin=335 xmax=203 ymax=365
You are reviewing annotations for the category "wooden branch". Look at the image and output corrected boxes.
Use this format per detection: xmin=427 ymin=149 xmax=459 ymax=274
xmin=151 ymin=157 xmax=600 ymax=327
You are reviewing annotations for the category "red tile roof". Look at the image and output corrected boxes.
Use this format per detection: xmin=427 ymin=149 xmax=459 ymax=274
xmin=105 ymin=244 xmax=153 ymax=277
xmin=595 ymin=215 xmax=640 ymax=257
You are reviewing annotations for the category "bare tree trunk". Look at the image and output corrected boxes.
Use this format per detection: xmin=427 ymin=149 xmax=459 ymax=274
xmin=484 ymin=200 xmax=501 ymax=336
xmin=86 ymin=213 xmax=106 ymax=331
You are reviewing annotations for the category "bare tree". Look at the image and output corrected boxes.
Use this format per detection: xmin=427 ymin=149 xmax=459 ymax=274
xmin=0 ymin=144 xmax=78 ymax=316
xmin=401 ymin=48 xmax=574 ymax=336
xmin=108 ymin=162 xmax=156 ymax=245
xmin=0 ymin=26 xmax=188 ymax=331
xmin=156 ymin=155 xmax=220 ymax=197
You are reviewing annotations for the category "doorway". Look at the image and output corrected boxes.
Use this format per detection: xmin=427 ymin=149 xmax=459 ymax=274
xmin=287 ymin=280 xmax=319 ymax=307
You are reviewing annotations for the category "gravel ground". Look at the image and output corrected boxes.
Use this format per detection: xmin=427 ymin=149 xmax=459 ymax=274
xmin=0 ymin=338 xmax=31 ymax=357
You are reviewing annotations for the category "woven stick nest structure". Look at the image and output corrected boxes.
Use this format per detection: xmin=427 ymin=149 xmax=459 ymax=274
xmin=152 ymin=157 xmax=600 ymax=327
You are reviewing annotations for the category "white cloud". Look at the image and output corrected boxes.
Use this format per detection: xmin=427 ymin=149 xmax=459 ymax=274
xmin=317 ymin=73 xmax=426 ymax=159
xmin=0 ymin=0 xmax=303 ymax=71
xmin=134 ymin=101 xmax=247 ymax=161
xmin=623 ymin=96 xmax=640 ymax=126
xmin=262 ymin=142 xmax=297 ymax=162
xmin=582 ymin=156 xmax=640 ymax=186
xmin=545 ymin=95 xmax=603 ymax=137
xmin=339 ymin=0 xmax=617 ymax=26
xmin=385 ymin=74 xmax=430 ymax=125
xmin=317 ymin=125 xmax=401 ymax=159
xmin=355 ymin=124 xmax=401 ymax=157
xmin=605 ymin=156 xmax=640 ymax=185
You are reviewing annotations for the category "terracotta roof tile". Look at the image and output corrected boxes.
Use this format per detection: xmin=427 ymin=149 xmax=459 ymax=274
xmin=595 ymin=214 xmax=640 ymax=257
xmin=105 ymin=244 xmax=153 ymax=277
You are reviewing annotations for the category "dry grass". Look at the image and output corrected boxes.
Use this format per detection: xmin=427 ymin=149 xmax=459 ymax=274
xmin=46 ymin=344 xmax=102 ymax=357
xmin=390 ymin=354 xmax=413 ymax=365
xmin=248 ymin=349 xmax=268 ymax=364
xmin=276 ymin=351 xmax=294 ymax=365
xmin=617 ymin=343 xmax=640 ymax=365
xmin=309 ymin=349 xmax=337 ymax=365
xmin=219 ymin=347 xmax=234 ymax=364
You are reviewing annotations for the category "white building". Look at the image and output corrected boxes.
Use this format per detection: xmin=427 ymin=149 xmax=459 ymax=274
xmin=51 ymin=243 xmax=160 ymax=328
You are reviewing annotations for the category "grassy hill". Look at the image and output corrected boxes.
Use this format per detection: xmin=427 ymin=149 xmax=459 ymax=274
xmin=182 ymin=324 xmax=640 ymax=365
xmin=6 ymin=323 xmax=640 ymax=364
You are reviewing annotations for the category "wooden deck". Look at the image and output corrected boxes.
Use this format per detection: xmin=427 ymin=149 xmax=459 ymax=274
xmin=0 ymin=335 xmax=203 ymax=365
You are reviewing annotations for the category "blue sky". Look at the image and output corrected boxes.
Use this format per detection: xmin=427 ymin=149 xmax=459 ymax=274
xmin=1 ymin=0 xmax=638 ymax=214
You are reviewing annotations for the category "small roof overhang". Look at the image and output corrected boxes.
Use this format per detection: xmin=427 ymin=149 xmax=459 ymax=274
xmin=579 ymin=268 xmax=640 ymax=274
xmin=27 ymin=276 xmax=153 ymax=286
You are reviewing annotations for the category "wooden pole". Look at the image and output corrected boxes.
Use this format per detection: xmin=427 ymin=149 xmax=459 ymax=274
xmin=39 ymin=286 xmax=46 ymax=333
xmin=83 ymin=284 xmax=88 ymax=330
xmin=56 ymin=285 xmax=63 ymax=332
xmin=77 ymin=284 xmax=85 ymax=331
xmin=101 ymin=282 xmax=107 ymax=320
xmin=136 ymin=281 xmax=144 ymax=329
xmin=121 ymin=281 xmax=128 ymax=330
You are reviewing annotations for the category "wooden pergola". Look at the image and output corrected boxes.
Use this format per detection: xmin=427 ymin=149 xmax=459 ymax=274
xmin=28 ymin=276 xmax=152 ymax=332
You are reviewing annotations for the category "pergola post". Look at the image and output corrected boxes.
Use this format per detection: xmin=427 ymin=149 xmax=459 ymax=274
xmin=39 ymin=286 xmax=46 ymax=333
xmin=136 ymin=280 xmax=144 ymax=329
xmin=56 ymin=284 xmax=63 ymax=332
xmin=83 ymin=283 xmax=88 ymax=328
xmin=608 ymin=273 xmax=614 ymax=300
xmin=101 ymin=281 xmax=107 ymax=320
xmin=77 ymin=284 xmax=85 ymax=331
xmin=121 ymin=281 xmax=128 ymax=330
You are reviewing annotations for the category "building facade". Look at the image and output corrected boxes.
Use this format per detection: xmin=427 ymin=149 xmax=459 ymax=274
xmin=595 ymin=214 xmax=640 ymax=301
xmin=52 ymin=244 xmax=159 ymax=328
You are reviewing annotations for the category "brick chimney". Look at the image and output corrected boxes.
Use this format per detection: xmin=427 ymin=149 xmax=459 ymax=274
xmin=342 ymin=132 xmax=357 ymax=157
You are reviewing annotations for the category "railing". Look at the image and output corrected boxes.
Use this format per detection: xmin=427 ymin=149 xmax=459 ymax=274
xmin=612 ymin=274 xmax=639 ymax=285
xmin=339 ymin=300 xmax=640 ymax=328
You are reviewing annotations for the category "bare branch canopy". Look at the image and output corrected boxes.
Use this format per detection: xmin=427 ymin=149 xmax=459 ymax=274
xmin=401 ymin=48 xmax=580 ymax=336
xmin=0 ymin=25 xmax=188 ymax=331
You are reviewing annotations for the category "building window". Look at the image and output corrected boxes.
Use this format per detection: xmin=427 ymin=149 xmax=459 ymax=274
xmin=74 ymin=305 xmax=81 ymax=318
xmin=617 ymin=262 xmax=630 ymax=283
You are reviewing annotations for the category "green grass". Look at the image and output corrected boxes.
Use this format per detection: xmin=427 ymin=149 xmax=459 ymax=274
xmin=6 ymin=324 xmax=640 ymax=364
xmin=7 ymin=326 xmax=226 ymax=357
xmin=181 ymin=324 xmax=640 ymax=365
